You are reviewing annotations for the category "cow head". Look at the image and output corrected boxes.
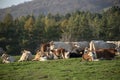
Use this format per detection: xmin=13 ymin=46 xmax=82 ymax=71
xmin=115 ymin=47 xmax=120 ymax=55
xmin=1 ymin=53 xmax=9 ymax=60
xmin=50 ymin=44 xmax=55 ymax=50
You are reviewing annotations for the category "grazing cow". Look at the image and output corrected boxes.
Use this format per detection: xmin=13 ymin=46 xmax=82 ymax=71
xmin=1 ymin=53 xmax=15 ymax=63
xmin=18 ymin=50 xmax=33 ymax=62
xmin=50 ymin=48 xmax=70 ymax=59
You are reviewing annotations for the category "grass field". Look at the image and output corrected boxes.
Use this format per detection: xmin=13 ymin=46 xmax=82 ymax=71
xmin=0 ymin=56 xmax=120 ymax=80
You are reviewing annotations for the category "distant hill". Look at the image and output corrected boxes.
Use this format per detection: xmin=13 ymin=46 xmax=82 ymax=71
xmin=0 ymin=0 xmax=120 ymax=20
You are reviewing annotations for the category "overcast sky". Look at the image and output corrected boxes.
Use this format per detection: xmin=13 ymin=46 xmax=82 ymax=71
xmin=0 ymin=0 xmax=32 ymax=9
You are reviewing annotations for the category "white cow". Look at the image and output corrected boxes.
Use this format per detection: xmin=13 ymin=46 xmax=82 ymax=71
xmin=18 ymin=50 xmax=33 ymax=62
xmin=1 ymin=53 xmax=15 ymax=63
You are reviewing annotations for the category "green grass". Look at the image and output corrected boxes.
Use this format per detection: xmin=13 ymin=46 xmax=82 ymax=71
xmin=0 ymin=56 xmax=120 ymax=80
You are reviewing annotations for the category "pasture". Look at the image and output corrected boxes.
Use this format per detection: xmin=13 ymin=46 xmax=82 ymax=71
xmin=0 ymin=56 xmax=120 ymax=80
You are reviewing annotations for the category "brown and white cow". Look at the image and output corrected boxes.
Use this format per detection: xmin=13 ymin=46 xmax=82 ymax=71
xmin=50 ymin=48 xmax=70 ymax=59
xmin=82 ymin=40 xmax=118 ymax=61
xmin=82 ymin=48 xmax=117 ymax=61
xmin=1 ymin=53 xmax=15 ymax=63
xmin=18 ymin=50 xmax=33 ymax=62
xmin=32 ymin=50 xmax=51 ymax=61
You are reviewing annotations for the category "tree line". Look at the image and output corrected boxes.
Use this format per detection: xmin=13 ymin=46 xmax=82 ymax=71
xmin=0 ymin=6 xmax=120 ymax=55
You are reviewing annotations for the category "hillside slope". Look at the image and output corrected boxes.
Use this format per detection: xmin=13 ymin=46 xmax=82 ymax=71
xmin=0 ymin=0 xmax=120 ymax=20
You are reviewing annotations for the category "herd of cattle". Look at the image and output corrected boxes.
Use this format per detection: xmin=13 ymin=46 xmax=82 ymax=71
xmin=0 ymin=40 xmax=120 ymax=63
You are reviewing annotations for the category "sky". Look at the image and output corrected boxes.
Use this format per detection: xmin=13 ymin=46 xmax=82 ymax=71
xmin=0 ymin=0 xmax=32 ymax=9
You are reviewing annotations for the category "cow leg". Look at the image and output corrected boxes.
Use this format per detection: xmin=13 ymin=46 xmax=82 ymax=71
xmin=61 ymin=52 xmax=65 ymax=59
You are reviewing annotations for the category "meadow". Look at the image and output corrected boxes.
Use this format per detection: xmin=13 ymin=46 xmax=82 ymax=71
xmin=0 ymin=56 xmax=120 ymax=80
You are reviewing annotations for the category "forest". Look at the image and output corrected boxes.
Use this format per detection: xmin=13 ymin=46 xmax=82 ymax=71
xmin=0 ymin=6 xmax=120 ymax=55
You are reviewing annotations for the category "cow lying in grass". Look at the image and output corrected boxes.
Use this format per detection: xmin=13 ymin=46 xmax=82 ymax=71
xmin=33 ymin=47 xmax=70 ymax=61
xmin=18 ymin=50 xmax=33 ymax=62
xmin=32 ymin=50 xmax=49 ymax=61
xmin=50 ymin=48 xmax=70 ymax=59
xmin=82 ymin=48 xmax=117 ymax=61
xmin=1 ymin=53 xmax=15 ymax=63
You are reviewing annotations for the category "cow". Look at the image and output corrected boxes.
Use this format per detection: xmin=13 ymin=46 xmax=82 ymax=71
xmin=32 ymin=50 xmax=51 ymax=61
xmin=96 ymin=48 xmax=117 ymax=60
xmin=18 ymin=50 xmax=33 ymax=62
xmin=32 ymin=50 xmax=42 ymax=61
xmin=82 ymin=40 xmax=118 ymax=61
xmin=50 ymin=48 xmax=70 ymax=59
xmin=82 ymin=48 xmax=117 ymax=61
xmin=1 ymin=53 xmax=15 ymax=63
